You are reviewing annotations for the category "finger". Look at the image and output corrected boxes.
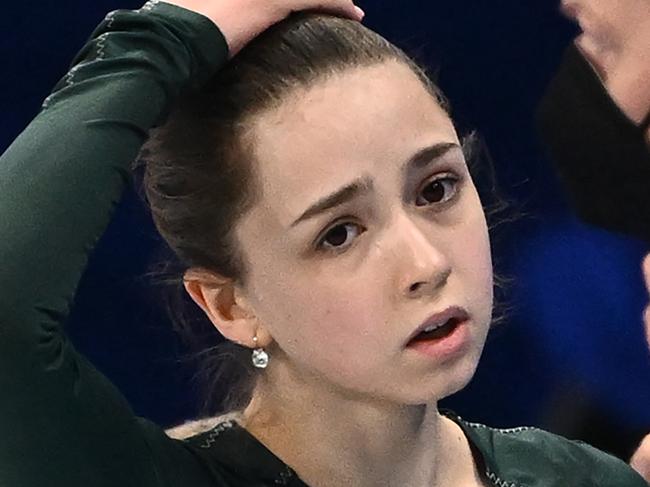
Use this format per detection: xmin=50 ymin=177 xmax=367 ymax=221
xmin=643 ymin=306 xmax=650 ymax=347
xmin=295 ymin=1 xmax=364 ymax=21
xmin=630 ymin=434 xmax=650 ymax=482
xmin=643 ymin=253 xmax=650 ymax=293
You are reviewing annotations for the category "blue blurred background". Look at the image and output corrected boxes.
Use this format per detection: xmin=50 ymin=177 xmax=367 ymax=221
xmin=2 ymin=0 xmax=649 ymax=460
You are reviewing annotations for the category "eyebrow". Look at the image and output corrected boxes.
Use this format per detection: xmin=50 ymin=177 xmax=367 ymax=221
xmin=290 ymin=142 xmax=461 ymax=228
xmin=401 ymin=142 xmax=460 ymax=176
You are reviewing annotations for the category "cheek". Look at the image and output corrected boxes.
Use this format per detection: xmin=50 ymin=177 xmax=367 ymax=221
xmin=249 ymin=263 xmax=382 ymax=365
xmin=450 ymin=192 xmax=493 ymax=312
xmin=469 ymin=217 xmax=492 ymax=282
xmin=265 ymin=284 xmax=390 ymax=388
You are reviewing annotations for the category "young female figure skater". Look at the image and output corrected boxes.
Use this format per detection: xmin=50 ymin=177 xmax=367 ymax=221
xmin=0 ymin=0 xmax=646 ymax=485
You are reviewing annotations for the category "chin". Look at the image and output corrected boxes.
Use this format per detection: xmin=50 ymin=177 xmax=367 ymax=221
xmin=396 ymin=358 xmax=481 ymax=406
xmin=443 ymin=363 xmax=478 ymax=398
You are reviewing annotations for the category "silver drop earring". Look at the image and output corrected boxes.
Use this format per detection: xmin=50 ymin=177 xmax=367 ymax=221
xmin=251 ymin=335 xmax=269 ymax=369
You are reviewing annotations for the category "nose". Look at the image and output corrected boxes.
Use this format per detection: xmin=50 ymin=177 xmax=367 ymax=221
xmin=560 ymin=0 xmax=581 ymax=21
xmin=389 ymin=214 xmax=452 ymax=299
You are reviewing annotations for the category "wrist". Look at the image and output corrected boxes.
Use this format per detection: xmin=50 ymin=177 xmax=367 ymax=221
xmin=160 ymin=0 xmax=270 ymax=58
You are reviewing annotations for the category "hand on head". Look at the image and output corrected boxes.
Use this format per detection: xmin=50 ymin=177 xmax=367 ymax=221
xmin=161 ymin=0 xmax=364 ymax=57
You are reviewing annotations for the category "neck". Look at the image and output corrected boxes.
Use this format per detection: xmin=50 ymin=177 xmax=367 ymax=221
xmin=241 ymin=358 xmax=482 ymax=487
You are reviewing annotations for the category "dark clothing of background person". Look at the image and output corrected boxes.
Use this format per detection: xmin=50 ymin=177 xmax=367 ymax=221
xmin=0 ymin=3 xmax=647 ymax=486
xmin=537 ymin=44 xmax=650 ymax=243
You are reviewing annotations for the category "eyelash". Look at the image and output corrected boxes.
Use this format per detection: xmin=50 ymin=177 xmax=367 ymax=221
xmin=314 ymin=172 xmax=462 ymax=254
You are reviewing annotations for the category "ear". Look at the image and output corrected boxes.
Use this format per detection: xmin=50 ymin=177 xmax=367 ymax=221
xmin=183 ymin=268 xmax=267 ymax=348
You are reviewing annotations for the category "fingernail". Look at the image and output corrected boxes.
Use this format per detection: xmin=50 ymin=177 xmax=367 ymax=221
xmin=354 ymin=6 xmax=365 ymax=20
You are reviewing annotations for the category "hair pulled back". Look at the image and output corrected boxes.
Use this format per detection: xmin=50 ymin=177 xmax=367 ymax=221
xmin=134 ymin=13 xmax=461 ymax=417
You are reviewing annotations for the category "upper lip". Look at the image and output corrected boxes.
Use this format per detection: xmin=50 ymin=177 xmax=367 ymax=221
xmin=404 ymin=305 xmax=469 ymax=346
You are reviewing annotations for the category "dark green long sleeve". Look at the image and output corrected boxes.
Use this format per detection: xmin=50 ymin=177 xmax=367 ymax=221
xmin=0 ymin=3 xmax=228 ymax=485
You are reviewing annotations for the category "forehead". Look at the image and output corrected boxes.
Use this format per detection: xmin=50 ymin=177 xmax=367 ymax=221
xmin=245 ymin=61 xmax=458 ymax=225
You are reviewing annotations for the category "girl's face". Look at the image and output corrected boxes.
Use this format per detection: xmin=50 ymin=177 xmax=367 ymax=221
xmin=235 ymin=61 xmax=493 ymax=405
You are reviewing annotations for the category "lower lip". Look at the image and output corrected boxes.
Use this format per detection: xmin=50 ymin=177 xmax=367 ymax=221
xmin=405 ymin=320 xmax=471 ymax=360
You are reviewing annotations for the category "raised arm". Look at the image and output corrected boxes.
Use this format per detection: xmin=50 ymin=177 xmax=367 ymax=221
xmin=0 ymin=4 xmax=228 ymax=485
xmin=0 ymin=1 xmax=362 ymax=486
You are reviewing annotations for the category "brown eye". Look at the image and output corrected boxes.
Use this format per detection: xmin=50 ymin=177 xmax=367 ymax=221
xmin=318 ymin=222 xmax=363 ymax=252
xmin=416 ymin=176 xmax=459 ymax=206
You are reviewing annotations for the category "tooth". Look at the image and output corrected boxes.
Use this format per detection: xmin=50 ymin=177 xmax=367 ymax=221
xmin=424 ymin=322 xmax=443 ymax=332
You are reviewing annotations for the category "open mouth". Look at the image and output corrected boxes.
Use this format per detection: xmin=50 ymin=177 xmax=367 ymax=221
xmin=408 ymin=317 xmax=461 ymax=344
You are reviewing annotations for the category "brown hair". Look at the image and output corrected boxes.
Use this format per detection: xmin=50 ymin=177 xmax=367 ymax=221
xmin=134 ymin=12 xmax=511 ymax=419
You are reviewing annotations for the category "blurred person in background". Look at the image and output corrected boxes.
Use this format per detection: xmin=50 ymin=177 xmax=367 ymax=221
xmin=537 ymin=0 xmax=650 ymax=480
xmin=538 ymin=0 xmax=649 ymax=239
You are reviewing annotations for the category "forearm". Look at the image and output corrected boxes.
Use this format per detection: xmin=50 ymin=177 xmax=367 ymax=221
xmin=0 ymin=4 xmax=227 ymax=484
xmin=0 ymin=1 xmax=226 ymax=336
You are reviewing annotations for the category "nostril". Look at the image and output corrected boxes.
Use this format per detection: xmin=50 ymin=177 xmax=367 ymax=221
xmin=408 ymin=269 xmax=451 ymax=295
xmin=409 ymin=282 xmax=423 ymax=293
